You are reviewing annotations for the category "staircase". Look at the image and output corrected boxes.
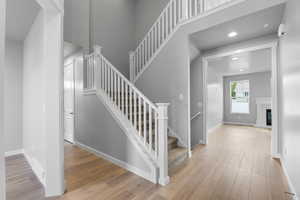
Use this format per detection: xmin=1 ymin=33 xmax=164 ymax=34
xmin=83 ymin=0 xmax=240 ymax=185
xmin=84 ymin=47 xmax=188 ymax=185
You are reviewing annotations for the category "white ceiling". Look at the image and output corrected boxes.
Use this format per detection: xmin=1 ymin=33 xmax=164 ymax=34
xmin=208 ymin=48 xmax=271 ymax=77
xmin=6 ymin=0 xmax=40 ymax=41
xmin=190 ymin=4 xmax=285 ymax=50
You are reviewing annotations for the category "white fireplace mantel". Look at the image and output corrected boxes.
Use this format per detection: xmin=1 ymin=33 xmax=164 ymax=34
xmin=255 ymin=97 xmax=272 ymax=128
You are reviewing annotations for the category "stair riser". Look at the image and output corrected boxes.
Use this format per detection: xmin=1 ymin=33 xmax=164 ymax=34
xmin=169 ymin=152 xmax=187 ymax=169
xmin=168 ymin=141 xmax=177 ymax=151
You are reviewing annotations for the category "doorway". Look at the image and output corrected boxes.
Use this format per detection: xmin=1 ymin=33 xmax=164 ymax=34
xmin=202 ymin=42 xmax=279 ymax=157
xmin=64 ymin=60 xmax=75 ymax=144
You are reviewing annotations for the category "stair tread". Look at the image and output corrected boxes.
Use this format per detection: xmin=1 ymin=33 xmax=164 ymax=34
xmin=168 ymin=136 xmax=177 ymax=145
xmin=168 ymin=147 xmax=187 ymax=163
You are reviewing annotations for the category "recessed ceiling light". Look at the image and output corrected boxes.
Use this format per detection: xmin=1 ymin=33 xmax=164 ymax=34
xmin=232 ymin=57 xmax=239 ymax=61
xmin=228 ymin=31 xmax=238 ymax=38
xmin=264 ymin=24 xmax=269 ymax=28
xmin=239 ymin=69 xmax=244 ymax=72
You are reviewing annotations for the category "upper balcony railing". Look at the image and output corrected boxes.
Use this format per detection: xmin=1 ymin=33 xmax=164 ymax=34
xmin=130 ymin=0 xmax=236 ymax=82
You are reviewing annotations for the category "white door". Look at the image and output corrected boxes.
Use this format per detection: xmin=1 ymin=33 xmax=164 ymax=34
xmin=64 ymin=61 xmax=75 ymax=143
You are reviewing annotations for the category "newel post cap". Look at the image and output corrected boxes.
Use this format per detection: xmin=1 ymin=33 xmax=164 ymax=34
xmin=93 ymin=45 xmax=102 ymax=55
xmin=129 ymin=51 xmax=135 ymax=57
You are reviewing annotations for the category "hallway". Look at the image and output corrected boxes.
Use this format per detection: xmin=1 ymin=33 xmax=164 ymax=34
xmin=6 ymin=125 xmax=291 ymax=200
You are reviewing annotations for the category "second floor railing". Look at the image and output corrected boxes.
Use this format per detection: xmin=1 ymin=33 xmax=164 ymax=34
xmin=130 ymin=0 xmax=236 ymax=82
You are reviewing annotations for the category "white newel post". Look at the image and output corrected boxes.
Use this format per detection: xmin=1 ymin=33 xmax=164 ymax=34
xmin=93 ymin=45 xmax=102 ymax=55
xmin=83 ymin=51 xmax=90 ymax=90
xmin=156 ymin=103 xmax=170 ymax=185
xmin=129 ymin=51 xmax=135 ymax=82
xmin=93 ymin=45 xmax=102 ymax=89
xmin=200 ymin=0 xmax=205 ymax=12
xmin=182 ymin=0 xmax=189 ymax=20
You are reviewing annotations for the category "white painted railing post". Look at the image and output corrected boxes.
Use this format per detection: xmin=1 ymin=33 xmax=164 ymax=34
xmin=83 ymin=51 xmax=91 ymax=90
xmin=93 ymin=45 xmax=102 ymax=89
xmin=182 ymin=0 xmax=189 ymax=21
xmin=129 ymin=51 xmax=135 ymax=82
xmin=200 ymin=0 xmax=205 ymax=12
xmin=93 ymin=45 xmax=102 ymax=55
xmin=156 ymin=103 xmax=170 ymax=185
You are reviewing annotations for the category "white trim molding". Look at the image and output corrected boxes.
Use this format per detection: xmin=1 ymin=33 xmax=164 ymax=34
xmin=202 ymin=41 xmax=279 ymax=157
xmin=207 ymin=123 xmax=223 ymax=133
xmin=280 ymin=156 xmax=299 ymax=200
xmin=5 ymin=149 xmax=24 ymax=157
xmin=23 ymin=151 xmax=46 ymax=187
xmin=223 ymin=121 xmax=255 ymax=127
xmin=75 ymin=141 xmax=156 ymax=184
xmin=95 ymin=89 xmax=158 ymax=183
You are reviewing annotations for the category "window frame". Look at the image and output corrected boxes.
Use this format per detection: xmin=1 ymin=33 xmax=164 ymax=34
xmin=230 ymin=79 xmax=250 ymax=114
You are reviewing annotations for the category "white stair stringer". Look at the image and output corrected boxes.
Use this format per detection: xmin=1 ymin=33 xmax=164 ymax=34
xmin=85 ymin=49 xmax=170 ymax=185
xmin=95 ymin=89 xmax=158 ymax=183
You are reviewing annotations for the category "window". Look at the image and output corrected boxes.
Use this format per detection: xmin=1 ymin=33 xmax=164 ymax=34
xmin=230 ymin=80 xmax=250 ymax=114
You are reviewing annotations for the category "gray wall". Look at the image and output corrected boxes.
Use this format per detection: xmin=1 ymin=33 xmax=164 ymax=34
xmin=135 ymin=0 xmax=170 ymax=45
xmin=190 ymin=53 xmax=224 ymax=148
xmin=190 ymin=55 xmax=204 ymax=147
xmin=23 ymin=10 xmax=46 ymax=169
xmin=223 ymin=71 xmax=271 ymax=124
xmin=64 ymin=0 xmax=90 ymax=51
xmin=279 ymin=0 xmax=300 ymax=195
xmin=136 ymin=29 xmax=190 ymax=148
xmin=72 ymin=54 xmax=151 ymax=176
xmin=64 ymin=0 xmax=136 ymax=78
xmin=4 ymin=39 xmax=23 ymax=152
xmin=92 ymin=0 xmax=136 ymax=77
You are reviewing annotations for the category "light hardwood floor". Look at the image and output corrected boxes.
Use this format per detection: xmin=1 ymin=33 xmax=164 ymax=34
xmin=6 ymin=125 xmax=293 ymax=200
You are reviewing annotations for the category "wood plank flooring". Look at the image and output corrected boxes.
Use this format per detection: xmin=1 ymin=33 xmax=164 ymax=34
xmin=6 ymin=125 xmax=293 ymax=200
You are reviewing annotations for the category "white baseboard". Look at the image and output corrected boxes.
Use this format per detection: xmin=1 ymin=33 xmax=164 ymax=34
xmin=207 ymin=123 xmax=223 ymax=133
xmin=23 ymin=151 xmax=46 ymax=187
xmin=280 ymin=156 xmax=299 ymax=200
xmin=223 ymin=121 xmax=255 ymax=127
xmin=254 ymin=124 xmax=272 ymax=129
xmin=5 ymin=149 xmax=24 ymax=157
xmin=75 ymin=141 xmax=156 ymax=184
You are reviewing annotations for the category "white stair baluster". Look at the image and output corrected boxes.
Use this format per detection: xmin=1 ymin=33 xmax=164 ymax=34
xmin=129 ymin=87 xmax=132 ymax=123
xmin=114 ymin=72 xmax=117 ymax=103
xmin=121 ymin=80 xmax=124 ymax=113
xmin=134 ymin=91 xmax=137 ymax=130
xmin=149 ymin=107 xmax=152 ymax=152
xmin=125 ymin=84 xmax=128 ymax=116
xmin=143 ymin=102 xmax=147 ymax=145
xmin=118 ymin=75 xmax=121 ymax=109
xmin=154 ymin=112 xmax=158 ymax=158
xmin=138 ymin=97 xmax=142 ymax=137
